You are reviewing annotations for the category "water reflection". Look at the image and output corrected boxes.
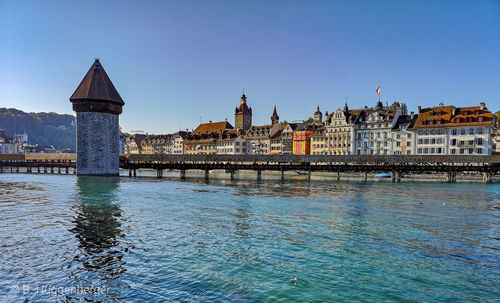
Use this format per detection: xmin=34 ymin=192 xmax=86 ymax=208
xmin=67 ymin=176 xmax=127 ymax=302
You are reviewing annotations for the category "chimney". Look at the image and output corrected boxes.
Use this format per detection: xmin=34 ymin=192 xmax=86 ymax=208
xmin=417 ymin=106 xmax=421 ymax=114
xmin=209 ymin=120 xmax=212 ymax=123
xmin=452 ymin=107 xmax=456 ymax=116
xmin=480 ymin=102 xmax=485 ymax=110
xmin=410 ymin=111 xmax=414 ymax=119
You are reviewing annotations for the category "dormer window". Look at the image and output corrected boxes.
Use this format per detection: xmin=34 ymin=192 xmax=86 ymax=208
xmin=478 ymin=117 xmax=483 ymax=122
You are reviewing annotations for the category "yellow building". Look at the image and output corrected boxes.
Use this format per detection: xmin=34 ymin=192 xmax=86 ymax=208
xmin=310 ymin=126 xmax=327 ymax=155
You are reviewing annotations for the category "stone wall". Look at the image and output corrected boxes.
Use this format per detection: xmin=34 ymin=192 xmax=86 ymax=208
xmin=76 ymin=112 xmax=119 ymax=175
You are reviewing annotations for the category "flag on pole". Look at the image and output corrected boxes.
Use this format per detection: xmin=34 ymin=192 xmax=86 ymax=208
xmin=376 ymin=86 xmax=381 ymax=95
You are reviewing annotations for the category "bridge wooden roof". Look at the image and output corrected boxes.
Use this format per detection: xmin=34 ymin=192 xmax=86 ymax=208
xmin=70 ymin=59 xmax=124 ymax=105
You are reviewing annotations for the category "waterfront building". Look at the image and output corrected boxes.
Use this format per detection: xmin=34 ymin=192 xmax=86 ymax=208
xmin=125 ymin=134 xmax=147 ymax=154
xmin=353 ymin=101 xmax=405 ymax=155
xmin=234 ymin=93 xmax=252 ymax=130
xmin=391 ymin=113 xmax=417 ymax=155
xmin=172 ymin=131 xmax=189 ymax=154
xmin=293 ymin=124 xmax=314 ymax=155
xmin=216 ymin=130 xmax=247 ymax=155
xmin=412 ymin=102 xmax=497 ymax=155
xmin=0 ymin=132 xmax=22 ymax=154
xmin=141 ymin=134 xmax=173 ymax=154
xmin=493 ymin=130 xmax=500 ymax=155
xmin=269 ymin=122 xmax=285 ymax=154
xmin=281 ymin=122 xmax=299 ymax=154
xmin=246 ymin=125 xmax=273 ymax=154
xmin=311 ymin=126 xmax=327 ymax=155
xmin=69 ymin=58 xmax=124 ymax=175
xmin=184 ymin=121 xmax=233 ymax=155
xmin=325 ymin=103 xmax=358 ymax=155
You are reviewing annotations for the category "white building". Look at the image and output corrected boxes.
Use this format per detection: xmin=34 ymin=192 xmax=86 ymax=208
xmin=0 ymin=133 xmax=22 ymax=154
xmin=246 ymin=125 xmax=272 ymax=154
xmin=412 ymin=103 xmax=497 ymax=155
xmin=353 ymin=101 xmax=405 ymax=155
xmin=172 ymin=131 xmax=189 ymax=154
xmin=216 ymin=130 xmax=247 ymax=155
xmin=391 ymin=113 xmax=417 ymax=155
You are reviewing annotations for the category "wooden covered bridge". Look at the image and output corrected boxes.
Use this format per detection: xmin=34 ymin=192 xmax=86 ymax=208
xmin=1 ymin=154 xmax=499 ymax=182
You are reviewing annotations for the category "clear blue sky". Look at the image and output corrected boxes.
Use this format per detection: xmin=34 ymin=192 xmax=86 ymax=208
xmin=1 ymin=0 xmax=499 ymax=133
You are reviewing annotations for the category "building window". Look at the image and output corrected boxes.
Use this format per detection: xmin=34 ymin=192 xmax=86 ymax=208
xmin=477 ymin=148 xmax=482 ymax=154
xmin=469 ymin=148 xmax=474 ymax=154
xmin=452 ymin=129 xmax=457 ymax=135
xmin=477 ymin=138 xmax=483 ymax=145
xmin=451 ymin=139 xmax=456 ymax=146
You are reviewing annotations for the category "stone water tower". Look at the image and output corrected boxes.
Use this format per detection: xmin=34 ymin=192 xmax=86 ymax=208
xmin=70 ymin=59 xmax=124 ymax=176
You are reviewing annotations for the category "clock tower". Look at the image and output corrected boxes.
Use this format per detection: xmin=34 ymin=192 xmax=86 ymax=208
xmin=234 ymin=92 xmax=252 ymax=130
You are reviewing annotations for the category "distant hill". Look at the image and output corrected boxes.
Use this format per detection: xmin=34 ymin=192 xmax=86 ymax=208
xmin=0 ymin=108 xmax=76 ymax=150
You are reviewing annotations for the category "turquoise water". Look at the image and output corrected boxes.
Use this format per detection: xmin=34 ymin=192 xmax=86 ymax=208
xmin=0 ymin=173 xmax=499 ymax=302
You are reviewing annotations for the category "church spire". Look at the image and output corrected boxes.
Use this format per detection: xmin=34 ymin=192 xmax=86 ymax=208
xmin=271 ymin=105 xmax=279 ymax=124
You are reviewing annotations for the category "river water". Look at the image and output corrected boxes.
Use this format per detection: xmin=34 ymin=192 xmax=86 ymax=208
xmin=0 ymin=173 xmax=499 ymax=302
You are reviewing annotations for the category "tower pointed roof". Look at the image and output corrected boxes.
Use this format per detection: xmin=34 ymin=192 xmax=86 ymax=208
xmin=271 ymin=105 xmax=279 ymax=124
xmin=70 ymin=59 xmax=124 ymax=105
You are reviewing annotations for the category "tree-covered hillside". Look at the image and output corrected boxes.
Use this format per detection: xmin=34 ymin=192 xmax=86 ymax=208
xmin=0 ymin=108 xmax=76 ymax=149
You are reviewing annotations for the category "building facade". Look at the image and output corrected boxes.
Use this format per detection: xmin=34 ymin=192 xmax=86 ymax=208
xmin=311 ymin=126 xmax=327 ymax=155
xmin=246 ymin=125 xmax=272 ymax=154
xmin=325 ymin=104 xmax=357 ymax=155
xmin=412 ymin=103 xmax=497 ymax=155
xmin=184 ymin=121 xmax=233 ymax=155
xmin=353 ymin=101 xmax=404 ymax=155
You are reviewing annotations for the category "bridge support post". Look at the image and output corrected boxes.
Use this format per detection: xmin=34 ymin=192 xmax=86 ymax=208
xmin=44 ymin=167 xmax=47 ymax=174
xmin=257 ymin=170 xmax=261 ymax=181
xmin=10 ymin=166 xmax=13 ymax=173
xmin=204 ymin=169 xmax=209 ymax=180
xmin=51 ymin=167 xmax=54 ymax=174
xmin=58 ymin=167 xmax=61 ymax=174
xmin=397 ymin=171 xmax=402 ymax=183
xmin=16 ymin=167 xmax=19 ymax=173
xmin=180 ymin=169 xmax=186 ymax=179
xmin=364 ymin=171 xmax=368 ymax=182
xmin=230 ymin=170 xmax=235 ymax=181
xmin=157 ymin=169 xmax=163 ymax=178
xmin=65 ymin=167 xmax=69 ymax=174
xmin=133 ymin=169 xmax=137 ymax=177
xmin=308 ymin=169 xmax=311 ymax=181
xmin=392 ymin=171 xmax=396 ymax=183
xmin=337 ymin=170 xmax=340 ymax=181
xmin=483 ymin=172 xmax=491 ymax=183
xmin=129 ymin=169 xmax=132 ymax=177
xmin=37 ymin=167 xmax=40 ymax=173
xmin=281 ymin=169 xmax=285 ymax=181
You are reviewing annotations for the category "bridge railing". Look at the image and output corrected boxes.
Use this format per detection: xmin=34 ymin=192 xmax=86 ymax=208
xmin=121 ymin=154 xmax=500 ymax=165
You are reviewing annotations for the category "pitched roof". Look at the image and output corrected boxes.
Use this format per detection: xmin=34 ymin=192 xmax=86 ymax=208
xmin=70 ymin=59 xmax=124 ymax=105
xmin=412 ymin=104 xmax=496 ymax=129
xmin=192 ymin=121 xmax=233 ymax=135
